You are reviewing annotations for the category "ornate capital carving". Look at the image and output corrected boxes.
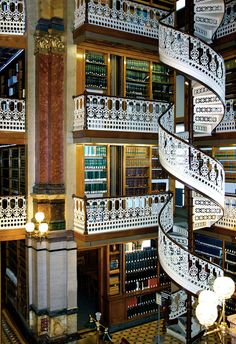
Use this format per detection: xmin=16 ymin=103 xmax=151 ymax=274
xmin=34 ymin=30 xmax=65 ymax=55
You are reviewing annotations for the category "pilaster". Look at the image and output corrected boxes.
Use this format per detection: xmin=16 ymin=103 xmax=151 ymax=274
xmin=27 ymin=231 xmax=78 ymax=343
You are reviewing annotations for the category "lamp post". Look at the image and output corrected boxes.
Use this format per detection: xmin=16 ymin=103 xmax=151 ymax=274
xmin=25 ymin=211 xmax=49 ymax=239
xmin=196 ymin=276 xmax=235 ymax=344
xmin=86 ymin=312 xmax=112 ymax=343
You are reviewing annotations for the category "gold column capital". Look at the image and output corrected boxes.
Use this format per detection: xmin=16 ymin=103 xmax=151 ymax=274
xmin=34 ymin=30 xmax=65 ymax=54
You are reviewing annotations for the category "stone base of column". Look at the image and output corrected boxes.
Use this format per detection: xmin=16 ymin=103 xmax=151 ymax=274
xmin=32 ymin=193 xmax=65 ymax=230
xmin=29 ymin=308 xmax=79 ymax=343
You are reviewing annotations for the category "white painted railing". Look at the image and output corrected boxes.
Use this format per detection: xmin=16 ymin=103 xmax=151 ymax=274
xmin=0 ymin=0 xmax=25 ymax=35
xmin=216 ymin=0 xmax=236 ymax=39
xmin=0 ymin=98 xmax=25 ymax=131
xmin=74 ymin=0 xmax=167 ymax=39
xmin=0 ymin=196 xmax=26 ymax=229
xmin=73 ymin=93 xmax=169 ymax=133
xmin=216 ymin=99 xmax=236 ymax=133
xmin=216 ymin=195 xmax=236 ymax=230
xmin=73 ymin=193 xmax=169 ymax=234
xmin=158 ymin=197 xmax=223 ymax=295
xmin=169 ymin=289 xmax=187 ymax=320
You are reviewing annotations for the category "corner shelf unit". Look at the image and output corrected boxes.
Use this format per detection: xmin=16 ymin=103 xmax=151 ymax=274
xmin=85 ymin=51 xmax=108 ymax=93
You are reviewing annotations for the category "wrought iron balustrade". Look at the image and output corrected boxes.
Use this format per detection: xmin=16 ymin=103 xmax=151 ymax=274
xmin=0 ymin=98 xmax=25 ymax=131
xmin=73 ymin=93 xmax=169 ymax=133
xmin=0 ymin=195 xmax=26 ymax=229
xmin=169 ymin=289 xmax=187 ymax=320
xmin=74 ymin=0 xmax=167 ymax=39
xmin=216 ymin=195 xmax=236 ymax=230
xmin=215 ymin=0 xmax=236 ymax=39
xmin=0 ymin=0 xmax=25 ymax=35
xmin=216 ymin=99 xmax=236 ymax=133
xmin=73 ymin=193 xmax=170 ymax=234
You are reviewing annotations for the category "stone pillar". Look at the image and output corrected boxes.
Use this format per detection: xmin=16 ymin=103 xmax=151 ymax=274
xmin=27 ymin=231 xmax=78 ymax=343
xmin=32 ymin=28 xmax=65 ymax=230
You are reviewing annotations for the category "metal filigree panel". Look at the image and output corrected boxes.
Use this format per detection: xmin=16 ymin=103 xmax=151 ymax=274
xmin=73 ymin=94 xmax=169 ymax=133
xmin=216 ymin=195 xmax=236 ymax=230
xmin=216 ymin=99 xmax=236 ymax=133
xmin=74 ymin=0 xmax=168 ymax=39
xmin=0 ymin=0 xmax=25 ymax=35
xmin=74 ymin=193 xmax=169 ymax=234
xmin=0 ymin=98 xmax=25 ymax=131
xmin=216 ymin=0 xmax=236 ymax=39
xmin=0 ymin=196 xmax=26 ymax=229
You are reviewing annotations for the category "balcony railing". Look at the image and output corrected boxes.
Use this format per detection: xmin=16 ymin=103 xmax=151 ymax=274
xmin=215 ymin=99 xmax=236 ymax=133
xmin=73 ymin=93 xmax=169 ymax=133
xmin=169 ymin=289 xmax=187 ymax=320
xmin=215 ymin=0 xmax=236 ymax=39
xmin=73 ymin=193 xmax=170 ymax=234
xmin=0 ymin=98 xmax=25 ymax=132
xmin=74 ymin=0 xmax=167 ymax=39
xmin=0 ymin=0 xmax=25 ymax=35
xmin=216 ymin=194 xmax=236 ymax=230
xmin=0 ymin=195 xmax=26 ymax=229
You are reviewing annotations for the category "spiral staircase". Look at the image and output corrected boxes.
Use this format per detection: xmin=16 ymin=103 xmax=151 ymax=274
xmin=157 ymin=1 xmax=226 ymax=342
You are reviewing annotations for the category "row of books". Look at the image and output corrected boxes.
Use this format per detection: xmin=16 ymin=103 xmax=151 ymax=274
xmin=127 ymin=292 xmax=157 ymax=309
xmin=84 ymin=158 xmax=107 ymax=169
xmin=84 ymin=145 xmax=106 ymax=156
xmin=125 ymin=248 xmax=157 ymax=263
xmin=127 ymin=302 xmax=158 ymax=319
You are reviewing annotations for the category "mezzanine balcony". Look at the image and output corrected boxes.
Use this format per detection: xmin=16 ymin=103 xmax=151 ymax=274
xmin=0 ymin=98 xmax=25 ymax=132
xmin=73 ymin=192 xmax=170 ymax=236
xmin=73 ymin=93 xmax=168 ymax=141
xmin=0 ymin=195 xmax=26 ymax=240
xmin=74 ymin=0 xmax=168 ymax=44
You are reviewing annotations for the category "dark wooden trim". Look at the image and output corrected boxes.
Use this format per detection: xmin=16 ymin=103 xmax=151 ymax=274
xmin=74 ymin=226 xmax=158 ymax=243
xmin=194 ymin=131 xmax=236 ymax=146
xmin=73 ymin=23 xmax=159 ymax=53
xmin=0 ymin=229 xmax=25 ymax=241
xmin=0 ymin=131 xmax=26 ymax=145
xmin=0 ymin=35 xmax=26 ymax=49
xmin=73 ymin=129 xmax=158 ymax=142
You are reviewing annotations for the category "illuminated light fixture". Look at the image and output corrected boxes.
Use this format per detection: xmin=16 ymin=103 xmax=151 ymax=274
xmin=196 ymin=276 xmax=235 ymax=343
xmin=25 ymin=212 xmax=48 ymax=239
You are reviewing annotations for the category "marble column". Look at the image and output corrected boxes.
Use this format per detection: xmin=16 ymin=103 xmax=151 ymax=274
xmin=32 ymin=29 xmax=65 ymax=230
xmin=27 ymin=231 xmax=78 ymax=343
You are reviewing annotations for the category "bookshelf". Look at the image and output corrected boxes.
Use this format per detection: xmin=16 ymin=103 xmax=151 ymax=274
xmin=195 ymin=233 xmax=223 ymax=266
xmin=0 ymin=145 xmax=26 ymax=195
xmin=214 ymin=148 xmax=236 ymax=183
xmin=6 ymin=240 xmax=28 ymax=319
xmin=0 ymin=49 xmax=25 ymax=99
xmin=85 ymin=51 xmax=108 ymax=93
xmin=152 ymin=62 xmax=173 ymax=102
xmin=124 ymin=145 xmax=150 ymax=196
xmin=108 ymin=244 xmax=122 ymax=296
xmin=225 ymin=58 xmax=236 ymax=99
xmin=76 ymin=144 xmax=109 ymax=197
xmin=151 ymin=146 xmax=169 ymax=193
xmin=125 ymin=58 xmax=150 ymax=99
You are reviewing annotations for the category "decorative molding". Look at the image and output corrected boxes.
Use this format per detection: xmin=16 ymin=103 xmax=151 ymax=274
xmin=34 ymin=30 xmax=65 ymax=55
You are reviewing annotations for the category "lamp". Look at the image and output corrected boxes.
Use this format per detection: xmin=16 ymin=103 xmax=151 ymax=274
xmin=85 ymin=313 xmax=112 ymax=343
xmin=25 ymin=211 xmax=49 ymax=239
xmin=196 ymin=276 xmax=235 ymax=344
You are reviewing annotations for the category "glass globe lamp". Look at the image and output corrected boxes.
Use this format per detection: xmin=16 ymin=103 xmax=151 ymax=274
xmin=213 ymin=276 xmax=235 ymax=300
xmin=196 ymin=302 xmax=218 ymax=327
xmin=198 ymin=290 xmax=219 ymax=306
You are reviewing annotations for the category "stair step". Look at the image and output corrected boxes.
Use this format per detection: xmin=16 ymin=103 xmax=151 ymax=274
xmin=166 ymin=324 xmax=186 ymax=343
xmin=195 ymin=5 xmax=224 ymax=15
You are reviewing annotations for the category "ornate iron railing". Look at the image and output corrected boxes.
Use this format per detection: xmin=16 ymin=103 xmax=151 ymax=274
xmin=74 ymin=0 xmax=168 ymax=39
xmin=158 ymin=197 xmax=223 ymax=295
xmin=0 ymin=195 xmax=26 ymax=229
xmin=216 ymin=195 xmax=236 ymax=230
xmin=216 ymin=0 xmax=236 ymax=39
xmin=73 ymin=93 xmax=169 ymax=133
xmin=73 ymin=193 xmax=169 ymax=234
xmin=0 ymin=0 xmax=25 ymax=35
xmin=216 ymin=99 xmax=236 ymax=133
xmin=158 ymin=1 xmax=225 ymax=296
xmin=0 ymin=98 xmax=25 ymax=131
xmin=169 ymin=289 xmax=187 ymax=320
